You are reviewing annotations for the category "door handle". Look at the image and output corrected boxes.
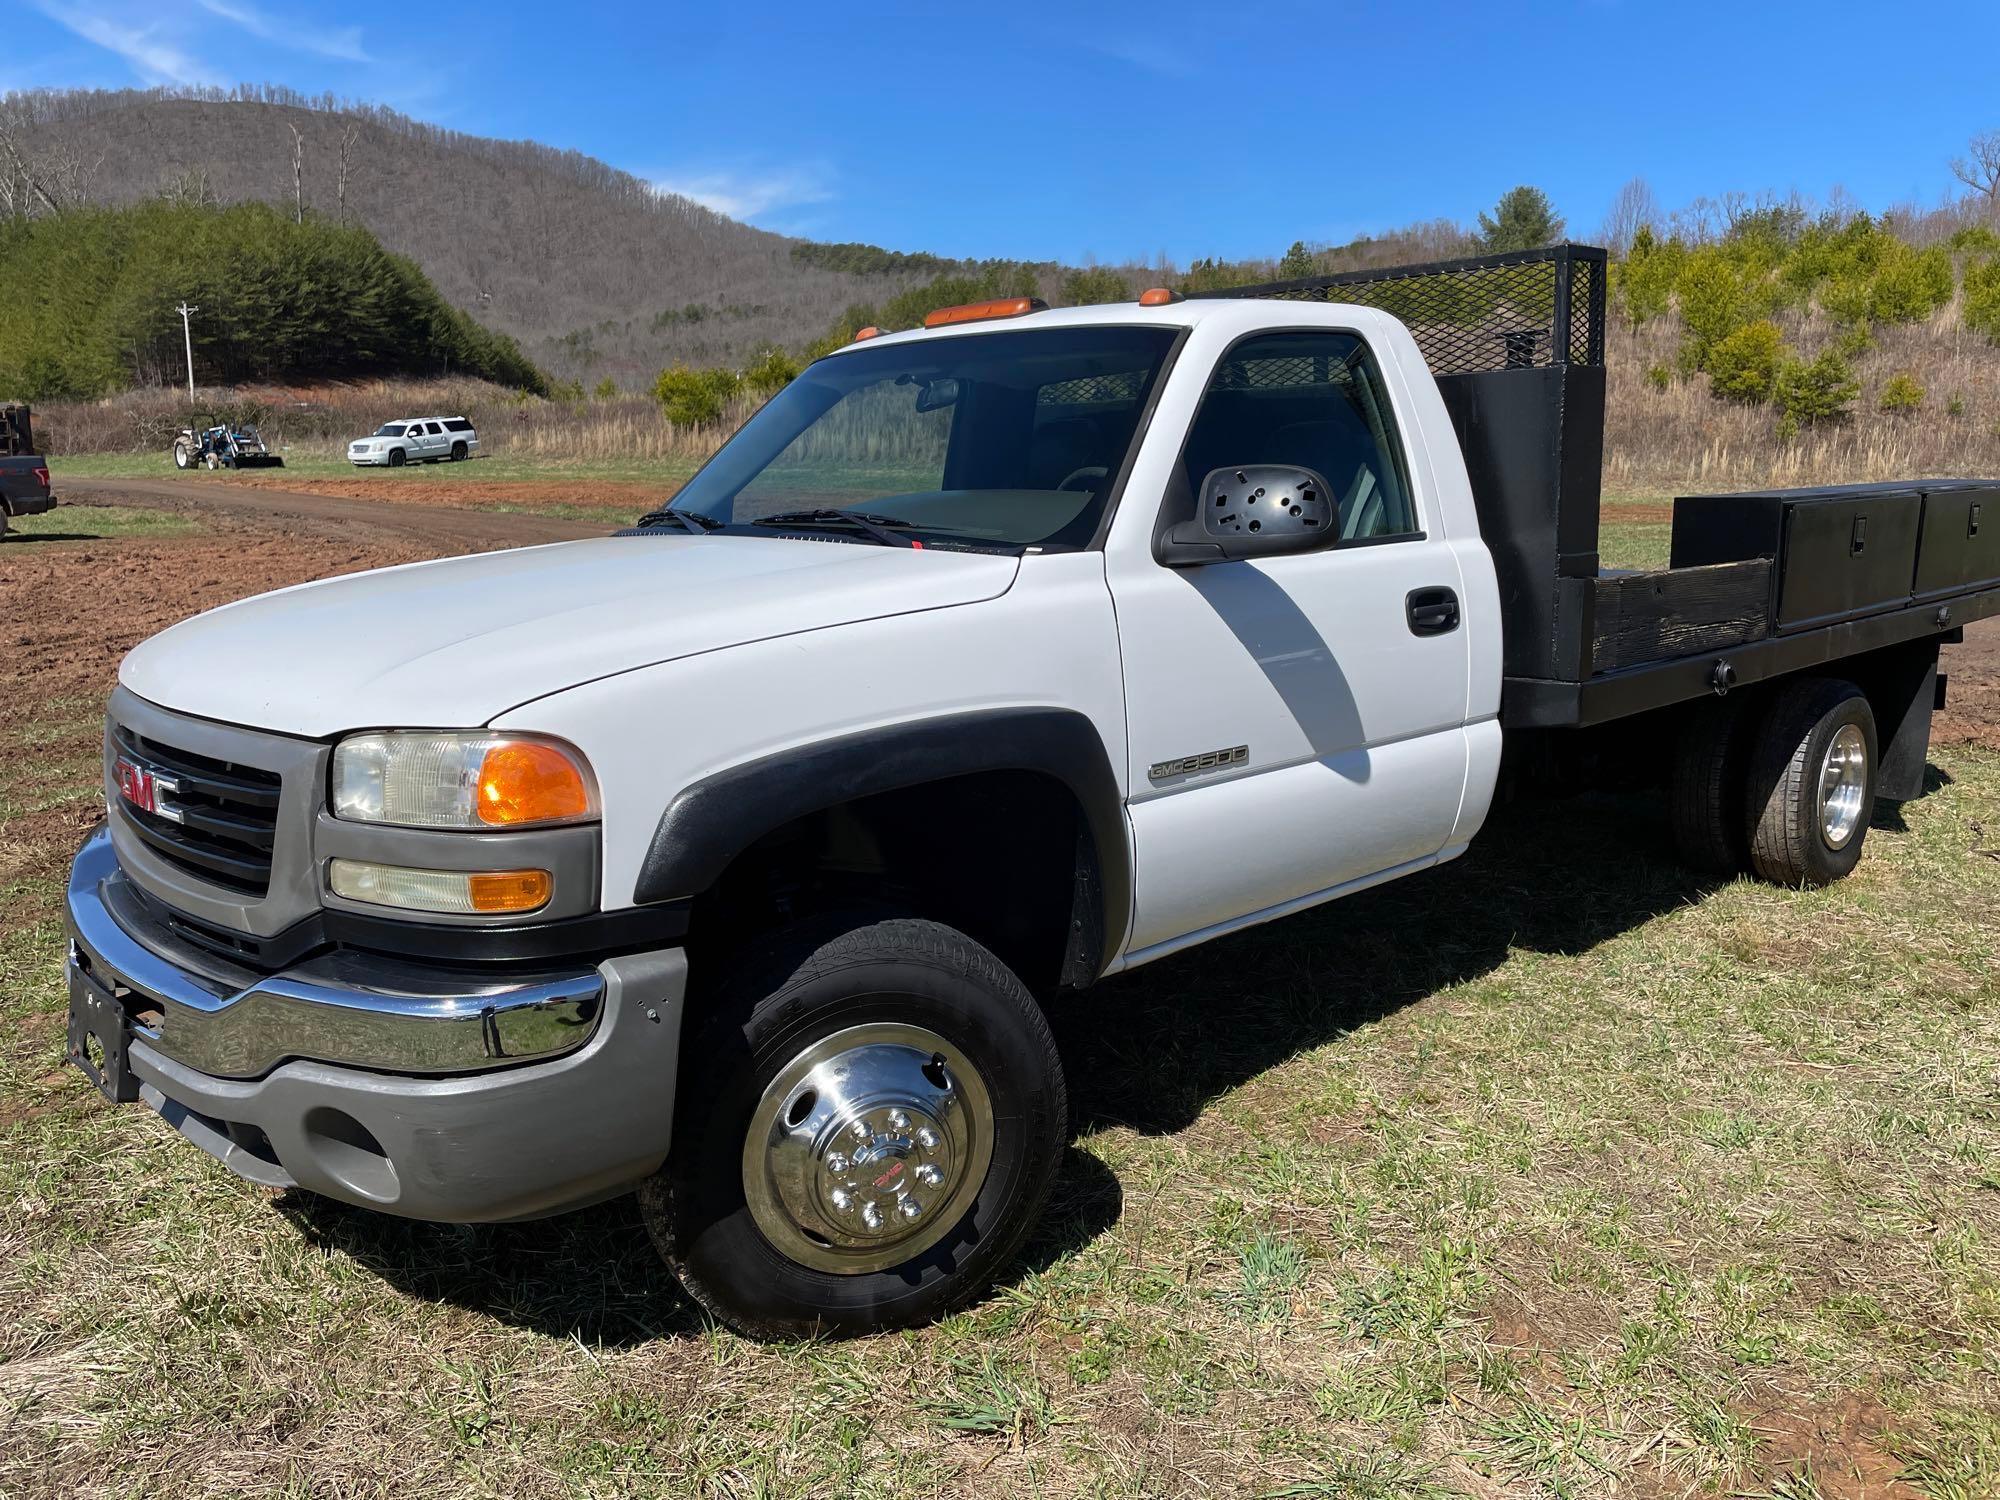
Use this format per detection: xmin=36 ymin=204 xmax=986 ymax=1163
xmin=1406 ymin=586 xmax=1460 ymax=636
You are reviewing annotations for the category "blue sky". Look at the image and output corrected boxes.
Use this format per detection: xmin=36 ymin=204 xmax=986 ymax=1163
xmin=15 ymin=0 xmax=2000 ymax=265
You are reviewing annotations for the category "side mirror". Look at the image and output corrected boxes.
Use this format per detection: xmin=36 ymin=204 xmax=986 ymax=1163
xmin=1158 ymin=464 xmax=1336 ymax=566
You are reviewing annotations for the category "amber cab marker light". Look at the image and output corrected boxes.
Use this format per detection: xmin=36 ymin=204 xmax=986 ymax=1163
xmin=475 ymin=741 xmax=594 ymax=827
xmin=851 ymin=326 xmax=881 ymax=341
xmin=923 ymin=296 xmax=1048 ymax=329
xmin=1138 ymin=287 xmax=1184 ymax=306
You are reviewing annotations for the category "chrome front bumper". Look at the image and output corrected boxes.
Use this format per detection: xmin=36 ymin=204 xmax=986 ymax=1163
xmin=66 ymin=827 xmax=604 ymax=1078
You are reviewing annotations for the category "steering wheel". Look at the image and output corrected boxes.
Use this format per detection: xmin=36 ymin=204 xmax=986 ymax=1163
xmin=1056 ymin=466 xmax=1109 ymax=492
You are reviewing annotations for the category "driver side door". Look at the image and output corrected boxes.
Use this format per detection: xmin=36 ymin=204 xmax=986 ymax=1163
xmin=1108 ymin=328 xmax=1474 ymax=960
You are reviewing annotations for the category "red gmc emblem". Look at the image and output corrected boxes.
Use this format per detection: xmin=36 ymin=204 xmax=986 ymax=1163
xmin=114 ymin=756 xmax=183 ymax=823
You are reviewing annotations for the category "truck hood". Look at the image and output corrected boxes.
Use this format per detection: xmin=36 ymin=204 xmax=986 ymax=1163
xmin=120 ymin=535 xmax=1020 ymax=737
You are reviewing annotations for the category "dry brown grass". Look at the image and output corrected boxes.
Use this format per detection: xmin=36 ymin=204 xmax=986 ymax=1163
xmin=1605 ymin=300 xmax=2000 ymax=495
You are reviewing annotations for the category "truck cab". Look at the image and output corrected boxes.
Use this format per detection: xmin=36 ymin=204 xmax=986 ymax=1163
xmin=65 ymin=249 xmax=1999 ymax=1338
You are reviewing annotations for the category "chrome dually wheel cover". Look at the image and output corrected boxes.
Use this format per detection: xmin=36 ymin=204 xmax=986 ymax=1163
xmin=742 ymin=1022 xmax=993 ymax=1275
xmin=1818 ymin=722 xmax=1869 ymax=850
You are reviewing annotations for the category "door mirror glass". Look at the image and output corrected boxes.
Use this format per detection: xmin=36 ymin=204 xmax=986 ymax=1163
xmin=1160 ymin=464 xmax=1334 ymax=565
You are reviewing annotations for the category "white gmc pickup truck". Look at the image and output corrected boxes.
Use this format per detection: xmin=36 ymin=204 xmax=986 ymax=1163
xmin=66 ymin=247 xmax=2000 ymax=1338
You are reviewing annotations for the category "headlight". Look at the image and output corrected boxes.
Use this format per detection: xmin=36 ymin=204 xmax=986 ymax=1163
xmin=332 ymin=732 xmax=598 ymax=829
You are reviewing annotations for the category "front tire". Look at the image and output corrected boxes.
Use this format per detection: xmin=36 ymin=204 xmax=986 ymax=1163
xmin=1744 ymin=678 xmax=1877 ymax=886
xmin=387 ymin=448 xmax=406 ymax=467
xmin=642 ymin=916 xmax=1067 ymax=1340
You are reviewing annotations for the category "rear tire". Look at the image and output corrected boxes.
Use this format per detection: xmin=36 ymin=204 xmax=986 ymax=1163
xmin=1744 ymin=678 xmax=1877 ymax=887
xmin=172 ymin=440 xmax=192 ymax=470
xmin=450 ymin=441 xmax=468 ymax=461
xmin=1670 ymin=696 xmax=1753 ymax=874
xmin=641 ymin=915 xmax=1067 ymax=1340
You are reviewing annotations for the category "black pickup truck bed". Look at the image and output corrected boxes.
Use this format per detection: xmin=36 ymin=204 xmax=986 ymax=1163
xmin=1199 ymin=246 xmax=1996 ymax=739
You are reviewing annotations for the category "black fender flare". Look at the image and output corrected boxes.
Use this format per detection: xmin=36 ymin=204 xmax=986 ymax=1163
xmin=632 ymin=707 xmax=1130 ymax=971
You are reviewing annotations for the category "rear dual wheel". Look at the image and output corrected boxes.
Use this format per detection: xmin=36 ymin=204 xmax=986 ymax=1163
xmin=1669 ymin=677 xmax=1877 ymax=886
xmin=641 ymin=916 xmax=1067 ymax=1340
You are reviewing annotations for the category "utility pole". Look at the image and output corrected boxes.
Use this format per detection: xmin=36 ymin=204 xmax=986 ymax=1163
xmin=175 ymin=302 xmax=198 ymax=399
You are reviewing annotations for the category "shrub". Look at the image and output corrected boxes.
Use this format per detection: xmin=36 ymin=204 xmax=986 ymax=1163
xmin=1832 ymin=325 xmax=1876 ymax=360
xmin=1773 ymin=351 xmax=1859 ymax=433
xmin=1676 ymin=247 xmax=1749 ymax=367
xmin=1949 ymin=393 xmax=1967 ymax=417
xmin=1645 ymin=362 xmax=1673 ymax=391
xmin=1819 ymin=273 xmax=1874 ymax=329
xmin=1950 ymin=224 xmax=2000 ymax=254
xmin=1706 ymin=320 xmax=1786 ymax=404
xmin=652 ymin=362 xmax=741 ymax=425
xmin=1617 ymin=227 xmax=1686 ymax=330
xmin=1963 ymin=258 xmax=2000 ymax=344
xmin=1878 ymin=372 xmax=1925 ymax=413
xmin=742 ymin=346 xmax=801 ymax=399
xmin=1868 ymin=244 xmax=1954 ymax=324
xmin=592 ymin=376 xmax=618 ymax=400
xmin=1060 ymin=265 xmax=1132 ymax=305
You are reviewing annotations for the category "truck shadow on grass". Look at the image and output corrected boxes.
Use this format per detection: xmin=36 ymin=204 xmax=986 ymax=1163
xmin=281 ymin=780 xmax=1925 ymax=1344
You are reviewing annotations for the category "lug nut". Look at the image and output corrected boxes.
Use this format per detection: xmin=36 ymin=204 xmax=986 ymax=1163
xmin=898 ymin=1197 xmax=923 ymax=1220
xmin=914 ymin=1163 xmax=942 ymax=1187
xmin=829 ymin=1188 xmax=852 ymax=1213
xmin=916 ymin=1127 xmax=940 ymax=1150
xmin=850 ymin=1120 xmax=871 ymax=1142
xmin=886 ymin=1109 xmax=910 ymax=1130
xmin=825 ymin=1152 xmax=849 ymax=1176
xmin=860 ymin=1201 xmax=883 ymax=1231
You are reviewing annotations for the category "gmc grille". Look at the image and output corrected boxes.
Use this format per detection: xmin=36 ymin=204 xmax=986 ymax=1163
xmin=112 ymin=724 xmax=282 ymax=896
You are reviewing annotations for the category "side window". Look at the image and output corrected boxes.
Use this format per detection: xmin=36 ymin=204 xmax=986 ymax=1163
xmin=1180 ymin=332 xmax=1419 ymax=543
xmin=425 ymin=422 xmax=444 ymax=436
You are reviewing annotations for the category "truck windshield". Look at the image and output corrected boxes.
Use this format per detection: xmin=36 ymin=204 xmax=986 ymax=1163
xmin=374 ymin=424 xmax=406 ymax=437
xmin=659 ymin=326 xmax=1178 ymax=549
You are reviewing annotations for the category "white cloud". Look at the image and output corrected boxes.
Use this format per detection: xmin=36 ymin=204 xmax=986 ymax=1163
xmin=647 ymin=165 xmax=835 ymax=223
xmin=193 ymin=0 xmax=370 ymax=63
xmin=37 ymin=3 xmax=217 ymax=86
xmin=37 ymin=0 xmax=371 ymax=84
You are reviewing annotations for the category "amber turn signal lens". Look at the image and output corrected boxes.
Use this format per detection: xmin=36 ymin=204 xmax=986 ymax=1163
xmin=852 ymin=325 xmax=881 ymax=341
xmin=1138 ymin=286 xmax=1183 ymax=306
xmin=476 ymin=741 xmax=594 ymax=827
xmin=468 ymin=869 xmax=554 ymax=913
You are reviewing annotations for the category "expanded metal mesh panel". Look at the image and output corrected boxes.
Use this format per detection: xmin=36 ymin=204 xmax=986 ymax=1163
xmin=1209 ymin=355 xmax=1358 ymax=391
xmin=1037 ymin=370 xmax=1149 ymax=405
xmin=1197 ymin=245 xmax=1608 ymax=377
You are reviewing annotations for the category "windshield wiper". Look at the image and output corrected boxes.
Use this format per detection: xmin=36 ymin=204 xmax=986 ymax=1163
xmin=633 ymin=506 xmax=722 ymax=534
xmin=750 ymin=508 xmax=923 ymax=548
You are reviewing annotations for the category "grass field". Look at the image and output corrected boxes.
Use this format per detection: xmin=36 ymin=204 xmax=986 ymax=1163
xmin=49 ymin=451 xmax=704 ymax=488
xmin=2 ymin=505 xmax=1997 ymax=1497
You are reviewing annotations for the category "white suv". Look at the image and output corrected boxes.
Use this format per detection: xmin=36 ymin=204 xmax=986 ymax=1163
xmin=349 ymin=416 xmax=479 ymax=467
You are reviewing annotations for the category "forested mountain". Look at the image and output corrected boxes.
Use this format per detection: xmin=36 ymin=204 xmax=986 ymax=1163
xmin=0 ymin=200 xmax=547 ymax=399
xmin=1 ymin=86 xmax=949 ymax=383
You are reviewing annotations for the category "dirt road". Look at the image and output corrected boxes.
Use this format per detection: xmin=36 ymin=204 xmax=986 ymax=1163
xmin=64 ymin=475 xmax=607 ymax=549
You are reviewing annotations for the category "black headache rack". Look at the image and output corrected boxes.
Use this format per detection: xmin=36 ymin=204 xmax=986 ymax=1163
xmin=1198 ymin=244 xmax=2000 ymax=731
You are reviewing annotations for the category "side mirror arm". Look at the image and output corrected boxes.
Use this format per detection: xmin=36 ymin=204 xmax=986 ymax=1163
xmin=1156 ymin=519 xmax=1226 ymax=567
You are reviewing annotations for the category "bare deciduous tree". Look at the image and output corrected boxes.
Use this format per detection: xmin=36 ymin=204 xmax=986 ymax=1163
xmin=1951 ymin=130 xmax=2000 ymax=215
xmin=288 ymin=121 xmax=305 ymax=222
xmin=1597 ymin=177 xmax=1660 ymax=255
xmin=336 ymin=121 xmax=359 ymax=223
